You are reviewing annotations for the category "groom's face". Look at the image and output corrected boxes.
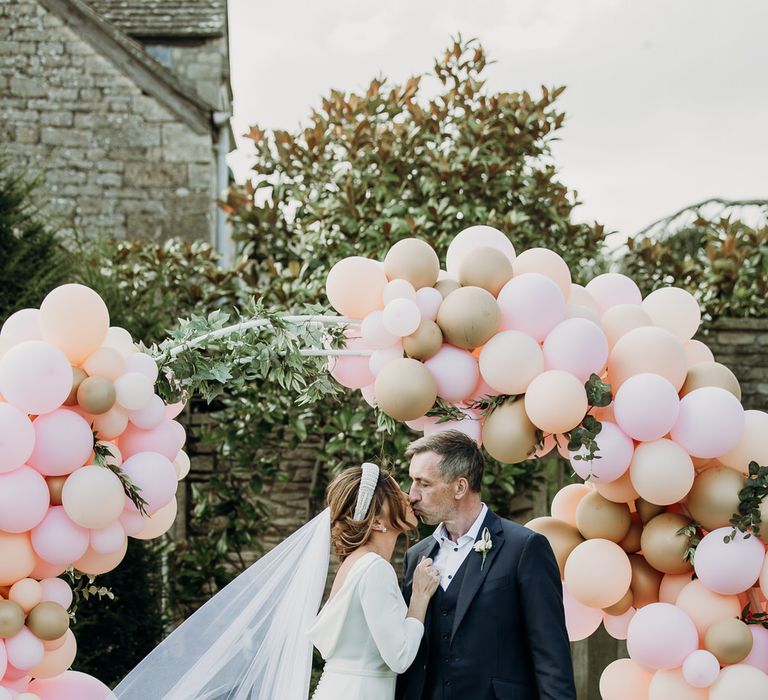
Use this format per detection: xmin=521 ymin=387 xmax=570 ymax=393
xmin=408 ymin=451 xmax=456 ymax=526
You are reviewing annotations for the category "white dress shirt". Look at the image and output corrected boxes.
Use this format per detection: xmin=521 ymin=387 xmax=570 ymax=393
xmin=431 ymin=504 xmax=488 ymax=590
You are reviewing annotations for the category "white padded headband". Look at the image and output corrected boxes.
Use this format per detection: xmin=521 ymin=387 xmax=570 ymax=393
xmin=353 ymin=462 xmax=380 ymax=521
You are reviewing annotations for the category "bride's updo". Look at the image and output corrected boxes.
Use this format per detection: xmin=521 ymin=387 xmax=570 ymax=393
xmin=327 ymin=466 xmax=411 ymax=561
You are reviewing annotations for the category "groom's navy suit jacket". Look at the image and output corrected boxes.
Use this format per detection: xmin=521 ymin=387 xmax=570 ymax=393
xmin=395 ymin=509 xmax=576 ymax=700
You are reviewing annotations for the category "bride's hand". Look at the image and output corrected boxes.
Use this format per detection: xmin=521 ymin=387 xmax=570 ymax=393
xmin=412 ymin=557 xmax=440 ymax=599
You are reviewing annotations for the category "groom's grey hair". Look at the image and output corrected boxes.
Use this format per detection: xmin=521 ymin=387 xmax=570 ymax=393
xmin=405 ymin=430 xmax=485 ymax=493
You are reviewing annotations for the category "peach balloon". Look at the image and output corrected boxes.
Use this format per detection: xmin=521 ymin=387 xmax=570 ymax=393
xmin=569 ymin=284 xmax=599 ymax=314
xmin=642 ymin=287 xmax=701 ymax=341
xmin=599 ymin=658 xmax=652 ymax=700
xmin=326 ymin=256 xmax=387 ymax=319
xmin=74 ymin=538 xmax=128 ymax=576
xmin=173 ymin=450 xmax=191 ymax=481
xmin=512 ymin=247 xmax=571 ymax=300
xmin=123 ymin=352 xmax=159 ymax=383
xmin=649 ymin=668 xmax=708 ymax=700
xmin=29 ymin=558 xmax=66 ymax=580
xmin=684 ymin=339 xmax=715 ymax=368
xmin=608 ymin=326 xmax=688 ymax=391
xmin=8 ymin=580 xmax=42 ymax=613
xmin=524 ymin=370 xmax=588 ymax=433
xmin=600 ymin=304 xmax=654 ymax=349
xmin=564 ymin=539 xmax=632 ymax=608
xmin=382 ymin=298 xmax=421 ymax=338
xmin=585 ymin=273 xmax=642 ymax=315
xmin=382 ymin=279 xmax=415 ymax=305
xmin=114 ymin=371 xmax=154 ymax=411
xmin=676 ymin=579 xmax=742 ymax=638
xmin=28 ymin=629 xmax=76 ymax=680
xmin=82 ymin=347 xmax=124 ymax=381
xmin=361 ymin=311 xmax=399 ymax=350
xmin=596 ymin=470 xmax=639 ymax=504
xmin=709 ymin=664 xmax=768 ymax=700
xmin=659 ymin=572 xmax=694 ymax=604
xmin=478 ymin=330 xmax=544 ymax=394
xmin=102 ymin=326 xmax=136 ymax=358
xmin=603 ymin=606 xmax=636 ymax=640
xmin=62 ymin=466 xmax=125 ymax=529
xmin=93 ymin=405 xmax=129 ymax=441
xmin=133 ymin=498 xmax=177 ymax=540
xmin=0 ymin=308 xmax=42 ymax=346
xmin=39 ymin=284 xmax=110 ymax=364
xmin=629 ymin=439 xmax=694 ymax=506
xmin=551 ymin=484 xmax=592 ymax=528
xmin=0 ymin=532 xmax=35 ymax=585
xmin=719 ymin=409 xmax=768 ymax=474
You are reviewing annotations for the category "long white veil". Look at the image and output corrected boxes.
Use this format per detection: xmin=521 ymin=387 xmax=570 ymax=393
xmin=114 ymin=508 xmax=331 ymax=700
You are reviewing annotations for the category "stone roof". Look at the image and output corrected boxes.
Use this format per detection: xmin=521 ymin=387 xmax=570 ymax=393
xmin=84 ymin=0 xmax=226 ymax=38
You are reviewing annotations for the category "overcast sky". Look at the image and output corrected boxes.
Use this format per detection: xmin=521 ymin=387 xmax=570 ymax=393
xmin=227 ymin=0 xmax=767 ymax=242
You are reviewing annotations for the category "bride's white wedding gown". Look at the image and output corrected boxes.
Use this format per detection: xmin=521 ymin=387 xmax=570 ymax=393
xmin=308 ymin=551 xmax=424 ymax=700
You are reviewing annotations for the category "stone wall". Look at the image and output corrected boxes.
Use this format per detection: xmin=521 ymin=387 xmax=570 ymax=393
xmin=0 ymin=0 xmax=216 ymax=241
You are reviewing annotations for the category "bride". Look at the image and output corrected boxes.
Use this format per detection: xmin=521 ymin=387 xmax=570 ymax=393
xmin=113 ymin=462 xmax=439 ymax=699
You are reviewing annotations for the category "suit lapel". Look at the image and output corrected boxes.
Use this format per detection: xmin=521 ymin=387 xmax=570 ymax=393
xmin=450 ymin=509 xmax=505 ymax=642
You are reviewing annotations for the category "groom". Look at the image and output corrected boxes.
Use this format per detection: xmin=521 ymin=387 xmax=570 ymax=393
xmin=396 ymin=430 xmax=576 ymax=700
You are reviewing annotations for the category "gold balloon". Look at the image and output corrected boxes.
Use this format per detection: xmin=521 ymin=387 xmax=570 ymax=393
xmin=77 ymin=375 xmax=116 ymax=415
xmin=618 ymin=518 xmax=643 ymax=554
xmin=636 ymin=498 xmax=665 ymax=524
xmin=603 ymin=587 xmax=634 ymax=616
xmin=436 ymin=286 xmax=500 ymax=350
xmin=403 ymin=321 xmax=443 ymax=361
xmin=65 ymin=367 xmax=88 ymax=406
xmin=482 ymin=399 xmax=537 ymax=464
xmin=575 ymin=491 xmax=632 ymax=543
xmin=47 ymin=476 xmax=67 ymax=506
xmin=374 ymin=358 xmax=437 ymax=422
xmin=383 ymin=238 xmax=440 ymax=289
xmin=680 ymin=362 xmax=742 ymax=400
xmin=628 ymin=554 xmax=663 ymax=608
xmin=525 ymin=516 xmax=584 ymax=577
xmin=640 ymin=512 xmax=693 ymax=575
xmin=704 ymin=618 xmax=753 ymax=664
xmin=759 ymin=496 xmax=768 ymax=544
xmin=27 ymin=601 xmax=70 ymax=641
xmin=687 ymin=467 xmax=745 ymax=531
xmin=0 ymin=599 xmax=25 ymax=638
xmin=457 ymin=246 xmax=514 ymax=297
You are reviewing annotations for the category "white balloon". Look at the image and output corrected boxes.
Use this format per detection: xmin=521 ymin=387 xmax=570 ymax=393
xmin=382 ymin=299 xmax=421 ymax=337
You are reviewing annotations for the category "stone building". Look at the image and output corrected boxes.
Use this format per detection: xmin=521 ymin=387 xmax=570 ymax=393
xmin=0 ymin=0 xmax=234 ymax=259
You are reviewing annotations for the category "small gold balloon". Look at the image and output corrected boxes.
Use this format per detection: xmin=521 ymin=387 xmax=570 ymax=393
xmin=680 ymin=362 xmax=742 ymax=400
xmin=26 ymin=601 xmax=70 ymax=641
xmin=403 ymin=320 xmax=443 ymax=361
xmin=525 ymin=516 xmax=584 ymax=578
xmin=603 ymin=587 xmax=634 ymax=616
xmin=482 ymin=399 xmax=537 ymax=464
xmin=457 ymin=246 xmax=514 ymax=297
xmin=434 ymin=278 xmax=460 ymax=298
xmin=687 ymin=466 xmax=745 ymax=531
xmin=383 ymin=238 xmax=440 ymax=289
xmin=704 ymin=617 xmax=753 ymax=664
xmin=77 ymin=375 xmax=116 ymax=415
xmin=47 ymin=475 xmax=67 ymax=506
xmin=436 ymin=286 xmax=500 ymax=350
xmin=575 ymin=491 xmax=632 ymax=543
xmin=65 ymin=367 xmax=88 ymax=406
xmin=640 ymin=512 xmax=693 ymax=575
xmin=760 ymin=496 xmax=768 ymax=544
xmin=0 ymin=599 xmax=25 ymax=638
xmin=374 ymin=358 xmax=437 ymax=422
xmin=618 ymin=518 xmax=643 ymax=554
xmin=636 ymin=498 xmax=665 ymax=524
xmin=628 ymin=554 xmax=663 ymax=608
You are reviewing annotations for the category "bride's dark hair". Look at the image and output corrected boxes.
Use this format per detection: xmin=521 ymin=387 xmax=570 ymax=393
xmin=327 ymin=466 xmax=412 ymax=561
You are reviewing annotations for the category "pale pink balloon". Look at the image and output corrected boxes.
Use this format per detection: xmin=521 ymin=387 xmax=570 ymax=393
xmin=603 ymin=607 xmax=635 ymax=640
xmin=127 ymin=395 xmax=167 ymax=430
xmin=743 ymin=625 xmax=768 ymax=674
xmin=132 ymin=497 xmax=177 ymax=540
xmin=562 ymin=583 xmax=603 ymax=641
xmin=164 ymin=401 xmax=185 ymax=420
xmin=512 ymin=247 xmax=571 ymax=300
xmin=28 ymin=409 xmax=93 ymax=477
xmin=551 ymin=483 xmax=592 ymax=527
xmin=101 ymin=326 xmax=136 ymax=358
xmin=415 ymin=287 xmax=443 ymax=321
xmin=62 ymin=466 xmax=125 ymax=529
xmin=119 ymin=505 xmax=148 ymax=537
xmin=114 ymin=371 xmax=154 ymax=411
xmin=120 ymin=452 xmax=177 ymax=513
xmin=445 ymin=225 xmax=516 ymax=278
xmin=361 ymin=311 xmax=398 ymax=349
xmin=1 ymin=660 xmax=30 ymax=682
xmin=119 ymin=420 xmax=185 ymax=460
xmin=90 ymin=521 xmax=126 ymax=554
xmin=382 ymin=298 xmax=421 ymax=337
xmin=693 ymin=527 xmax=765 ymax=595
xmin=424 ymin=409 xmax=481 ymax=444
xmin=524 ymin=370 xmax=588 ymax=433
xmin=368 ymin=344 xmax=404 ymax=376
xmin=464 ymin=375 xmax=499 ymax=404
xmin=585 ymin=273 xmax=642 ymax=315
xmin=614 ymin=373 xmax=680 ymax=441
xmin=684 ymin=339 xmax=715 ymax=368
xmin=31 ymin=507 xmax=89 ymax=566
xmin=601 ymin=304 xmax=654 ymax=349
xmin=360 ymin=383 xmax=376 ymax=408
xmin=0 ymin=466 xmax=49 ymax=533
xmin=122 ymin=352 xmax=158 ymax=383
xmin=626 ymin=603 xmax=699 ymax=670
xmin=5 ymin=628 xmax=43 ymax=671
xmin=0 ymin=341 xmax=72 ymax=415
xmin=497 ymin=273 xmax=566 ymax=341
xmin=327 ymin=335 xmax=374 ymax=389
xmin=382 ymin=279 xmax=417 ymax=304
xmin=543 ymin=317 xmax=609 ymax=382
xmin=39 ymin=578 xmax=73 ymax=609
xmin=671 ymin=387 xmax=745 ymax=458
xmin=0 ymin=404 xmax=35 ymax=473
xmin=325 ymin=256 xmax=387 ymax=320
xmin=28 ymin=670 xmax=116 ymax=700
xmin=0 ymin=643 xmax=6 ymax=686
xmin=629 ymin=439 xmax=694 ymax=506
xmin=569 ymin=284 xmax=599 ymax=313
xmin=424 ymin=345 xmax=479 ymax=402
xmin=569 ymin=421 xmax=633 ymax=484
xmin=82 ymin=347 xmax=124 ymax=381
xmin=0 ymin=309 xmax=42 ymax=346
xmin=642 ymin=287 xmax=702 ymax=341
xmin=683 ymin=650 xmax=721 ymax=688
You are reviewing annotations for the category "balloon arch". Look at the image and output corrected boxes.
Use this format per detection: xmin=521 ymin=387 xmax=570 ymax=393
xmin=0 ymin=225 xmax=766 ymax=699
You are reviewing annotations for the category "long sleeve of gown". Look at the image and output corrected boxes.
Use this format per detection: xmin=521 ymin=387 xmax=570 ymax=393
xmin=359 ymin=557 xmax=424 ymax=674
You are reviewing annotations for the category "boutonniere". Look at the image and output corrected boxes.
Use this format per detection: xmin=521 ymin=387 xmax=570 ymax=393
xmin=473 ymin=527 xmax=493 ymax=570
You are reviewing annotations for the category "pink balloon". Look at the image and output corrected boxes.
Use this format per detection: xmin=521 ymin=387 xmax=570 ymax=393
xmin=39 ymin=578 xmax=73 ymax=609
xmin=569 ymin=421 xmax=634 ymax=484
xmin=164 ymin=401 xmax=185 ymax=420
xmin=693 ymin=528 xmax=765 ymax=595
xmin=119 ymin=420 xmax=185 ymax=460
xmin=497 ymin=273 xmax=566 ymax=341
xmin=119 ymin=505 xmax=148 ymax=536
xmin=671 ymin=387 xmax=745 ymax=458
xmin=424 ymin=408 xmax=481 ymax=444
xmin=360 ymin=383 xmax=376 ymax=408
xmin=0 ymin=466 xmax=50 ymax=533
xmin=368 ymin=344 xmax=404 ymax=376
xmin=0 ymin=309 xmax=42 ymax=346
xmin=29 ymin=670 xmax=115 ymax=700
xmin=603 ymin=607 xmax=635 ymax=640
xmin=28 ymin=409 xmax=94 ymax=477
xmin=382 ymin=298 xmax=421 ymax=337
xmin=0 ymin=640 xmax=6 ymax=682
xmin=90 ymin=521 xmax=127 ymax=554
xmin=5 ymin=628 xmax=43 ymax=671
xmin=0 ymin=404 xmax=35 ymax=474
xmin=743 ymin=625 xmax=768 ymax=673
xmin=683 ymin=650 xmax=721 ymax=688
xmin=614 ymin=373 xmax=680 ymax=441
xmin=127 ymin=395 xmax=166 ymax=430
xmin=328 ymin=335 xmax=375 ymax=389
xmin=424 ymin=345 xmax=479 ymax=402
xmin=562 ymin=583 xmax=603 ymax=641
xmin=543 ymin=318 xmax=609 ymax=382
xmin=31 ymin=506 xmax=89 ymax=566
xmin=29 ymin=557 xmax=66 ymax=580
xmin=415 ymin=287 xmax=443 ymax=321
xmin=120 ymin=452 xmax=177 ymax=513
xmin=626 ymin=603 xmax=699 ymax=670
xmin=0 ymin=341 xmax=72 ymax=416
xmin=361 ymin=311 xmax=398 ymax=349
xmin=585 ymin=273 xmax=642 ymax=315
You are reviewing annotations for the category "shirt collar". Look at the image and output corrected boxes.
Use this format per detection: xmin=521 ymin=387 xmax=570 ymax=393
xmin=432 ymin=503 xmax=488 ymax=546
